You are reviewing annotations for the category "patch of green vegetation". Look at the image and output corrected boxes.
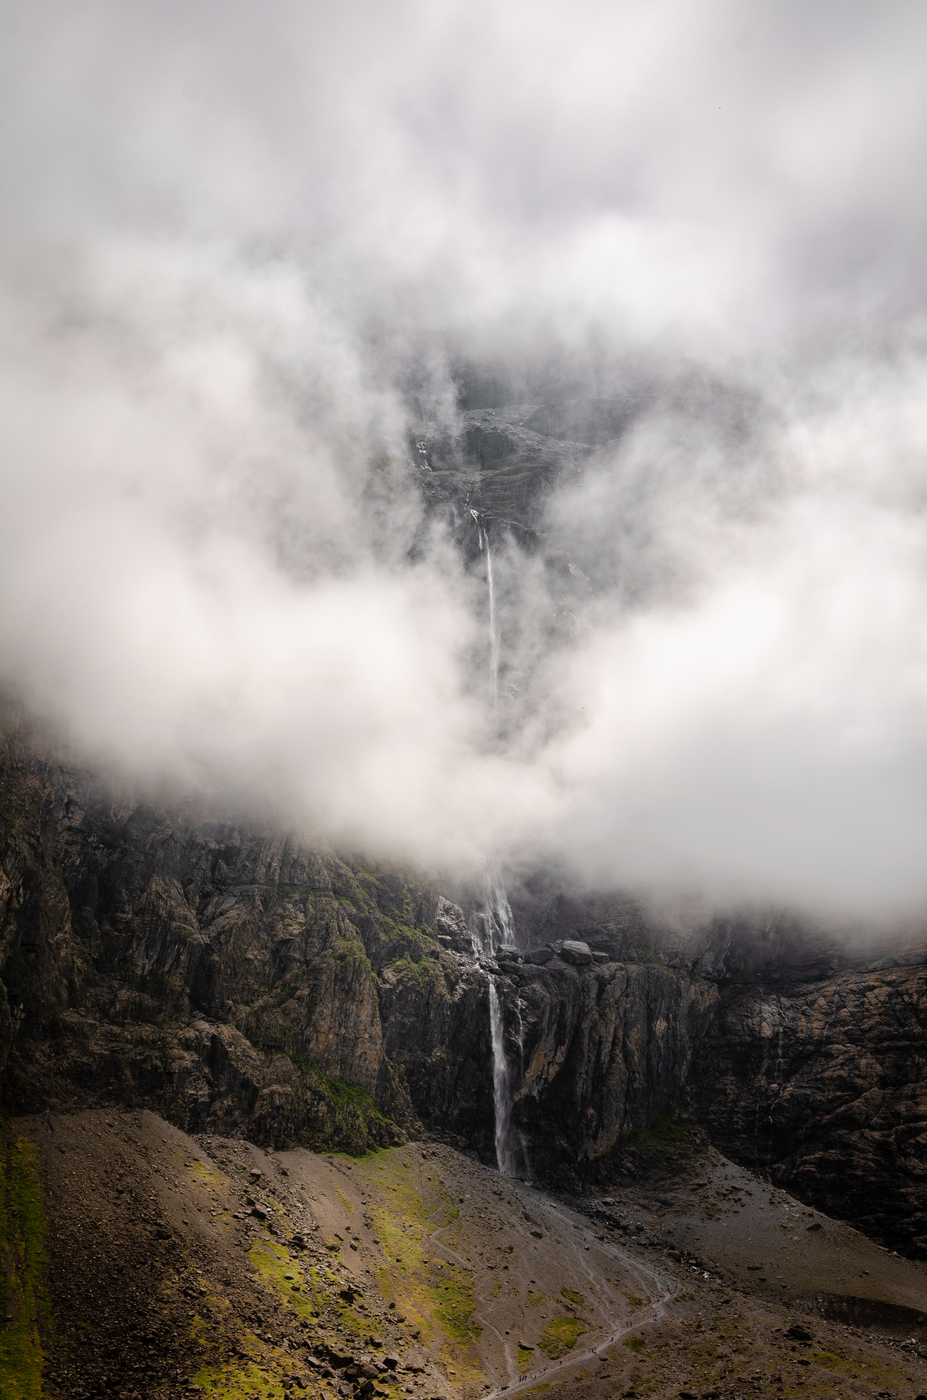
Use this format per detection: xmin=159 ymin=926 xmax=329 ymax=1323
xmin=808 ymin=1346 xmax=903 ymax=1386
xmin=188 ymin=1289 xmax=236 ymax=1359
xmin=382 ymin=952 xmax=446 ymax=988
xmin=560 ymin=1286 xmax=585 ymax=1309
xmin=0 ymin=1130 xmax=50 ymax=1400
xmin=528 ymin=1386 xmax=551 ymax=1393
xmin=429 ymin=1269 xmax=479 ymax=1344
xmin=246 ymin=1233 xmax=319 ymax=1327
xmin=185 ymin=1157 xmax=224 ymax=1192
xmin=357 ymin=1149 xmax=481 ymax=1381
xmin=340 ymin=861 xmax=433 ymax=935
xmin=672 ymin=1292 xmax=696 ymax=1303
xmin=632 ymin=946 xmax=667 ymax=965
xmin=538 ymin=1315 xmax=586 ymax=1359
xmin=612 ymin=1106 xmax=694 ymax=1158
xmin=517 ymin=1345 xmax=535 ymax=1373
xmin=193 ymin=1358 xmax=289 ymax=1398
xmin=289 ymin=1053 xmax=384 ymax=1115
xmin=284 ymin=1051 xmax=393 ymax=1153
xmin=527 ymin=1290 xmax=549 ymax=1307
xmin=300 ymin=1256 xmax=359 ymax=1331
xmin=623 ymin=1335 xmax=647 ymax=1354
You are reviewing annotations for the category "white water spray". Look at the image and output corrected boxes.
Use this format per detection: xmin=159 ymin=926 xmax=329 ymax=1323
xmin=488 ymin=980 xmax=516 ymax=1176
xmin=478 ymin=522 xmax=519 ymax=1175
xmin=486 ymin=855 xmax=516 ymax=951
xmin=484 ymin=852 xmax=519 ymax=1174
xmin=478 ymin=525 xmax=501 ymax=704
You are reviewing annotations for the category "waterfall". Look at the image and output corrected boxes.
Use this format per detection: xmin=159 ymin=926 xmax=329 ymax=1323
xmin=483 ymin=870 xmax=518 ymax=1175
xmin=478 ymin=526 xmax=501 ymax=703
xmin=485 ymin=855 xmax=515 ymax=950
xmin=488 ymin=981 xmax=516 ymax=1177
xmin=477 ymin=519 xmax=519 ymax=1174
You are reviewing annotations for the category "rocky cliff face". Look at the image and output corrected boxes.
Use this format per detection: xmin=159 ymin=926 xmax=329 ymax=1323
xmin=0 ymin=734 xmax=706 ymax=1171
xmin=524 ymin=905 xmax=927 ymax=1255
xmin=4 ymin=731 xmax=927 ymax=1259
xmin=693 ymin=946 xmax=927 ymax=1256
xmin=503 ymin=957 xmax=716 ymax=1172
xmin=0 ymin=733 xmax=495 ymax=1154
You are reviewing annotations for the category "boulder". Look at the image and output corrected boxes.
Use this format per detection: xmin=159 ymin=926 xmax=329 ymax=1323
xmin=433 ymin=897 xmax=475 ymax=953
xmin=560 ymin=940 xmax=593 ymax=966
xmin=523 ymin=946 xmax=554 ymax=965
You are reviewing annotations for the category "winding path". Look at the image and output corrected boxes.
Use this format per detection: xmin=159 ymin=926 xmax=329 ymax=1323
xmin=424 ymin=1168 xmax=680 ymax=1400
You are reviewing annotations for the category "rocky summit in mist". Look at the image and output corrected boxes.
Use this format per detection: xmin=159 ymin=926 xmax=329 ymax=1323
xmin=7 ymin=4 xmax=927 ymax=1400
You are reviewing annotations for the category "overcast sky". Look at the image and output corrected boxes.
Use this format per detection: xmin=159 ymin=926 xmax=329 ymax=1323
xmin=4 ymin=0 xmax=927 ymax=917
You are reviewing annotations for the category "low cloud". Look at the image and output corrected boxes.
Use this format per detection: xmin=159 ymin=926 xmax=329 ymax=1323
xmin=4 ymin=1 xmax=927 ymax=915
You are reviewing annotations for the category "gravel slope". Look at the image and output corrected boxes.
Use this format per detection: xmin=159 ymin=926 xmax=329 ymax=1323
xmin=4 ymin=1111 xmax=927 ymax=1400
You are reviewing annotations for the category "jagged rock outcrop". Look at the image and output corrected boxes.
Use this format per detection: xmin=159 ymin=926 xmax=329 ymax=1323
xmin=0 ymin=733 xmax=494 ymax=1154
xmin=693 ymin=947 xmax=927 ymax=1255
xmin=6 ymin=732 xmax=927 ymax=1258
xmin=502 ymin=893 xmax=927 ymax=1253
xmin=0 ymin=734 xmax=712 ymax=1172
xmin=504 ymin=954 xmax=717 ymax=1169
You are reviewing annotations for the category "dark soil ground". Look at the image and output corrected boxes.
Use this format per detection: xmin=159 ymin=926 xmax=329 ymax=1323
xmin=3 ymin=1110 xmax=927 ymax=1400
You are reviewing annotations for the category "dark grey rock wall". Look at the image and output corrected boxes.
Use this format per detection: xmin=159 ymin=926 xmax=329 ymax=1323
xmin=5 ymin=733 xmax=927 ymax=1256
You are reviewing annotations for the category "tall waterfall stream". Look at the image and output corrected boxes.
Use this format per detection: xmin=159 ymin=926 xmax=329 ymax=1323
xmin=479 ymin=524 xmax=521 ymax=1176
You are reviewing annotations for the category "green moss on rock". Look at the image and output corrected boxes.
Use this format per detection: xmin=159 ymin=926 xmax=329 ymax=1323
xmin=0 ymin=1128 xmax=50 ymax=1400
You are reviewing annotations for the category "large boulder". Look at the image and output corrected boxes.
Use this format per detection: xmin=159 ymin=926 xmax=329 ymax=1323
xmin=523 ymin=946 xmax=554 ymax=965
xmin=560 ymin=940 xmax=593 ymax=966
xmin=433 ymin=896 xmax=474 ymax=953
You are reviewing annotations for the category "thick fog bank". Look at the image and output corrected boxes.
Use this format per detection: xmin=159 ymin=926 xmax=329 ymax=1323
xmin=4 ymin=0 xmax=927 ymax=916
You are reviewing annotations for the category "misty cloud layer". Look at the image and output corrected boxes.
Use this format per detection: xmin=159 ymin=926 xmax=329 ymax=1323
xmin=4 ymin=0 xmax=927 ymax=914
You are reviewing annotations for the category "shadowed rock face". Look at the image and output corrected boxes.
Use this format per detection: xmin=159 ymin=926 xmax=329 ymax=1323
xmin=693 ymin=957 xmax=927 ymax=1256
xmin=0 ymin=737 xmax=708 ymax=1170
xmin=0 ymin=735 xmax=498 ymax=1154
xmin=506 ymin=957 xmax=717 ymax=1170
xmin=5 ymin=735 xmax=927 ymax=1256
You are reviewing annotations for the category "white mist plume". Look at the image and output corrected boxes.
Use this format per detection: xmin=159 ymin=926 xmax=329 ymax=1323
xmin=4 ymin=1 xmax=927 ymax=913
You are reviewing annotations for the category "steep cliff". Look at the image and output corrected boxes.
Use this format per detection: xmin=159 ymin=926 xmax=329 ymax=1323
xmin=511 ymin=902 xmax=927 ymax=1254
xmin=5 ymin=732 xmax=927 ymax=1261
xmin=0 ymin=733 xmax=495 ymax=1154
xmin=693 ymin=944 xmax=927 ymax=1256
xmin=500 ymin=957 xmax=716 ymax=1172
xmin=0 ymin=734 xmax=705 ymax=1172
